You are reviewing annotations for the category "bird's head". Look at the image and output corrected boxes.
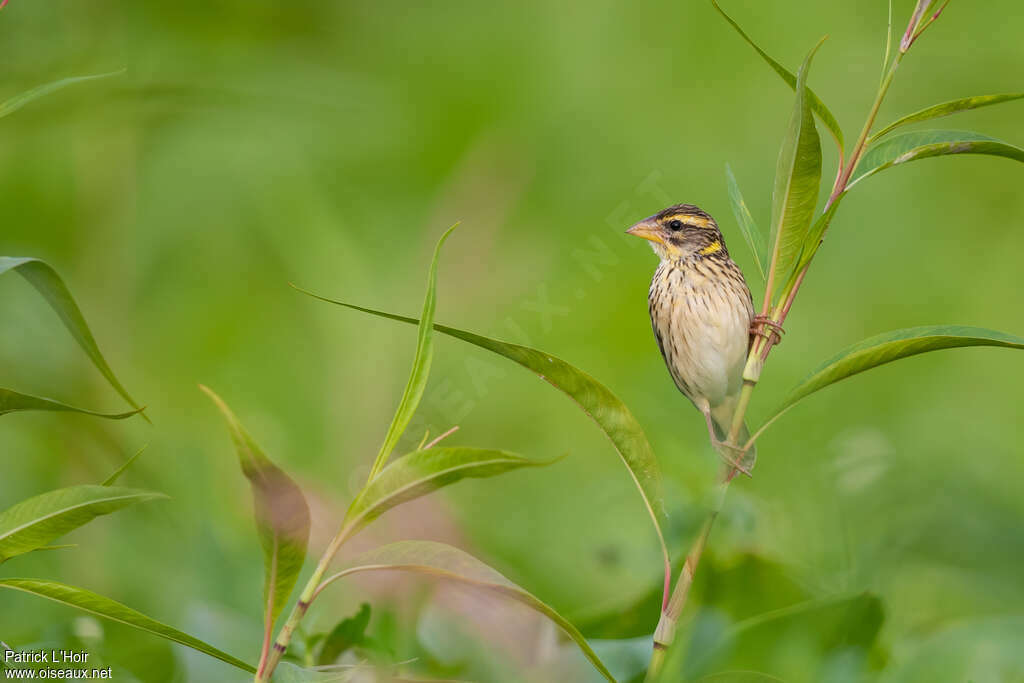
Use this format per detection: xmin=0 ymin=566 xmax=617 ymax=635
xmin=626 ymin=204 xmax=726 ymax=261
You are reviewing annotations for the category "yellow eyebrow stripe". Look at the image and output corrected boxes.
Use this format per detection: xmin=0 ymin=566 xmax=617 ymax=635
xmin=699 ymin=241 xmax=722 ymax=256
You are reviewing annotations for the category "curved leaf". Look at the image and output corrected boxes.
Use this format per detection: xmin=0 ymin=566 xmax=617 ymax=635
xmin=292 ymin=286 xmax=671 ymax=597
xmin=711 ymin=1 xmax=843 ymax=152
xmin=201 ymin=386 xmax=310 ymax=628
xmin=767 ymin=39 xmax=823 ymax=298
xmin=0 ymin=578 xmax=254 ymax=673
xmin=0 ymin=257 xmax=145 ymax=418
xmin=318 ymin=540 xmax=614 ymax=682
xmin=316 ymin=603 xmax=370 ymax=666
xmin=870 ymin=93 xmax=1024 ymax=142
xmin=725 ymin=164 xmax=768 ymax=281
xmin=0 ymin=387 xmax=142 ymax=420
xmin=850 ymin=130 xmax=1024 ymax=187
xmin=341 ymin=447 xmax=554 ymax=540
xmin=369 ymin=223 xmax=459 ymax=480
xmin=0 ymin=485 xmax=165 ymax=563
xmin=102 ymin=444 xmax=149 ymax=486
xmin=760 ymin=326 xmax=1024 ymax=431
xmin=0 ymin=71 xmax=124 ymax=120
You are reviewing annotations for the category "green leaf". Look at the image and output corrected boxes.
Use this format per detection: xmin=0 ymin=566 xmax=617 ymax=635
xmin=766 ymin=40 xmax=824 ymax=298
xmin=341 ymin=447 xmax=554 ymax=541
xmin=0 ymin=485 xmax=165 ymax=563
xmin=711 ymin=1 xmax=843 ymax=153
xmin=369 ymin=223 xmax=459 ymax=480
xmin=870 ymin=93 xmax=1024 ymax=142
xmin=0 ymin=387 xmax=142 ymax=420
xmin=0 ymin=71 xmax=124 ymax=120
xmin=793 ymin=195 xmax=844 ymax=274
xmin=0 ymin=578 xmax=255 ymax=673
xmin=850 ymin=130 xmax=1024 ymax=187
xmin=101 ymin=444 xmax=149 ymax=486
xmin=316 ymin=603 xmax=371 ymax=666
xmin=0 ymin=257 xmax=145 ymax=419
xmin=292 ymin=287 xmax=671 ymax=595
xmin=725 ymin=164 xmax=769 ymax=281
xmin=201 ymin=386 xmax=310 ymax=628
xmin=760 ymin=326 xmax=1024 ymax=434
xmin=318 ymin=540 xmax=615 ymax=682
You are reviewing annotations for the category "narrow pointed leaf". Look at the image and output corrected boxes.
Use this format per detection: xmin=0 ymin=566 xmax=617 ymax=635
xmin=341 ymin=447 xmax=554 ymax=540
xmin=292 ymin=286 xmax=671 ymax=593
xmin=0 ymin=258 xmax=145 ymax=417
xmin=0 ymin=387 xmax=142 ymax=420
xmin=0 ymin=71 xmax=123 ymax=120
xmin=794 ymin=195 xmax=845 ymax=273
xmin=712 ymin=1 xmax=843 ymax=152
xmin=725 ymin=164 xmax=769 ymax=280
xmin=761 ymin=326 xmax=1024 ymax=429
xmin=0 ymin=579 xmax=254 ymax=673
xmin=102 ymin=444 xmax=149 ymax=486
xmin=767 ymin=40 xmax=823 ymax=298
xmin=871 ymin=93 xmax=1024 ymax=142
xmin=320 ymin=541 xmax=614 ymax=682
xmin=850 ymin=130 xmax=1024 ymax=187
xmin=201 ymin=386 xmax=310 ymax=627
xmin=369 ymin=223 xmax=459 ymax=479
xmin=0 ymin=485 xmax=165 ymax=563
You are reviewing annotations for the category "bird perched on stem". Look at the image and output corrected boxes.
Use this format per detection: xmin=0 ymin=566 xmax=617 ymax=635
xmin=627 ymin=204 xmax=761 ymax=474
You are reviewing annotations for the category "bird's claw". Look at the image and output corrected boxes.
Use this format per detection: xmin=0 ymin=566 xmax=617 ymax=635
xmin=711 ymin=439 xmax=754 ymax=478
xmin=750 ymin=315 xmax=784 ymax=348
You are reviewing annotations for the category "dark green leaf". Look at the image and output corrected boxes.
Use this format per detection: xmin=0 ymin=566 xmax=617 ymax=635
xmin=102 ymin=444 xmax=149 ymax=486
xmin=292 ymin=287 xmax=671 ymax=590
xmin=0 ymin=71 xmax=124 ymax=120
xmin=761 ymin=326 xmax=1024 ymax=433
xmin=711 ymin=1 xmax=843 ymax=152
xmin=369 ymin=223 xmax=459 ymax=479
xmin=318 ymin=540 xmax=614 ymax=682
xmin=767 ymin=39 xmax=824 ymax=298
xmin=201 ymin=386 xmax=311 ymax=628
xmin=0 ymin=258 xmax=145 ymax=418
xmin=850 ymin=130 xmax=1024 ymax=187
xmin=0 ymin=579 xmax=254 ymax=673
xmin=316 ymin=603 xmax=371 ymax=665
xmin=871 ymin=93 xmax=1024 ymax=142
xmin=0 ymin=387 xmax=142 ymax=420
xmin=0 ymin=485 xmax=165 ymax=563
xmin=341 ymin=447 xmax=553 ymax=541
xmin=725 ymin=164 xmax=769 ymax=281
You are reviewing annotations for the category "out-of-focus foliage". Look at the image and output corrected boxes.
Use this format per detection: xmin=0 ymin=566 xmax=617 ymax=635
xmin=2 ymin=1 xmax=1023 ymax=680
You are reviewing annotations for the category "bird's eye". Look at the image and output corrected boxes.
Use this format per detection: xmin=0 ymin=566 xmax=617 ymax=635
xmin=667 ymin=219 xmax=683 ymax=232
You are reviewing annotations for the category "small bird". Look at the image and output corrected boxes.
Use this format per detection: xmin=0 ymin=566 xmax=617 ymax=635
xmin=627 ymin=204 xmax=757 ymax=472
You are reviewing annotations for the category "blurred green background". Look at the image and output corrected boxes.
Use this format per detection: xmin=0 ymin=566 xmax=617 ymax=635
xmin=2 ymin=1 xmax=1023 ymax=681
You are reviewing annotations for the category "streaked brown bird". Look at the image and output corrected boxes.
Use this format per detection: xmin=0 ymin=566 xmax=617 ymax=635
xmin=627 ymin=204 xmax=757 ymax=470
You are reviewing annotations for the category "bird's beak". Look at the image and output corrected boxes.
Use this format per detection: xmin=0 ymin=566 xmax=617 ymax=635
xmin=626 ymin=218 xmax=664 ymax=245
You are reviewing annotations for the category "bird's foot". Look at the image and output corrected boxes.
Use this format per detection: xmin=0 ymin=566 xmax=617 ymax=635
xmin=750 ymin=315 xmax=784 ymax=348
xmin=711 ymin=438 xmax=753 ymax=478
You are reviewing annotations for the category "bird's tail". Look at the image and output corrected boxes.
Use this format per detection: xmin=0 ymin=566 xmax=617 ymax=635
xmin=711 ymin=398 xmax=757 ymax=474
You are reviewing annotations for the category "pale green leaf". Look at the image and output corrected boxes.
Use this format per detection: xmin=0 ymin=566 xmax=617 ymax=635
xmin=850 ymin=130 xmax=1024 ymax=187
xmin=725 ymin=164 xmax=769 ymax=281
xmin=341 ymin=447 xmax=554 ymax=540
xmin=0 ymin=485 xmax=165 ymax=563
xmin=0 ymin=387 xmax=141 ymax=420
xmin=369 ymin=223 xmax=459 ymax=479
xmin=318 ymin=540 xmax=614 ymax=682
xmin=793 ymin=195 xmax=844 ymax=274
xmin=870 ymin=93 xmax=1024 ymax=142
xmin=316 ymin=603 xmax=370 ymax=666
xmin=201 ymin=386 xmax=311 ymax=627
xmin=711 ymin=1 xmax=843 ymax=152
xmin=0 ymin=257 xmax=145 ymax=418
xmin=292 ymin=286 xmax=671 ymax=594
xmin=0 ymin=71 xmax=124 ymax=120
xmin=102 ymin=444 xmax=149 ymax=486
xmin=759 ymin=326 xmax=1024 ymax=433
xmin=767 ymin=40 xmax=824 ymax=298
xmin=0 ymin=578 xmax=254 ymax=673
